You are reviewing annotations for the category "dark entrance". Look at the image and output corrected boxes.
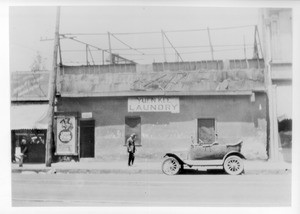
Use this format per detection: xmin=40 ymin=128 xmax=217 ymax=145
xmin=125 ymin=116 xmax=141 ymax=146
xmin=80 ymin=119 xmax=95 ymax=158
xmin=197 ymin=118 xmax=216 ymax=144
xmin=11 ymin=130 xmax=46 ymax=163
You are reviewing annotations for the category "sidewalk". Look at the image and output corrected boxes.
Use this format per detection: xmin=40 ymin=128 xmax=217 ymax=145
xmin=11 ymin=160 xmax=291 ymax=175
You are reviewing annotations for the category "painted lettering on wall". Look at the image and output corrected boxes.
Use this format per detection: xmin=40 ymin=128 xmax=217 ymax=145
xmin=128 ymin=97 xmax=180 ymax=113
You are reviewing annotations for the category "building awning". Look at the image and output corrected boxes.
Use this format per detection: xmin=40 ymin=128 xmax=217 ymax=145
xmin=10 ymin=104 xmax=49 ymax=130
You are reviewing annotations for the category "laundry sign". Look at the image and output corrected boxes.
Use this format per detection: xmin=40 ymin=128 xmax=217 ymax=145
xmin=128 ymin=97 xmax=180 ymax=113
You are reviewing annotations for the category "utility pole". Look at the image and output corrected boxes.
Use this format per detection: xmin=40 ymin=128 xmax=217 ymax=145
xmin=207 ymin=27 xmax=214 ymax=61
xmin=45 ymin=6 xmax=60 ymax=167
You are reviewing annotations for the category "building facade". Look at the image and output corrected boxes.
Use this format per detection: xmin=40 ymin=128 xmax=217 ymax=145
xmin=55 ymin=60 xmax=268 ymax=161
xmin=259 ymin=8 xmax=292 ymax=161
xmin=260 ymin=8 xmax=292 ymax=119
xmin=10 ymin=71 xmax=49 ymax=163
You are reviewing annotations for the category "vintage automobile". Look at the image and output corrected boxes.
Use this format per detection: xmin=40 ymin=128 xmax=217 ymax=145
xmin=162 ymin=137 xmax=245 ymax=175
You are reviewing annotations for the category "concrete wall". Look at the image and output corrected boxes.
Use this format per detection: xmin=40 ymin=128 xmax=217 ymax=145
xmin=59 ymin=67 xmax=265 ymax=96
xmin=57 ymin=93 xmax=268 ymax=161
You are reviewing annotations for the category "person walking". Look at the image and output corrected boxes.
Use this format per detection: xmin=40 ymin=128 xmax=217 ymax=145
xmin=126 ymin=133 xmax=136 ymax=166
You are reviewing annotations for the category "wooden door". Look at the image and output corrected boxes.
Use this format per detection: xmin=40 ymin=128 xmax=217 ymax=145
xmin=80 ymin=120 xmax=95 ymax=158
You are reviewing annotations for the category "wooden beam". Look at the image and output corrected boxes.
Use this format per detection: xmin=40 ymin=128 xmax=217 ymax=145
xmin=59 ymin=90 xmax=257 ymax=98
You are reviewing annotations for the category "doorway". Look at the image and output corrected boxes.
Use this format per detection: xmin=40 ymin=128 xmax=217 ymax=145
xmin=11 ymin=130 xmax=46 ymax=163
xmin=125 ymin=116 xmax=141 ymax=146
xmin=80 ymin=119 xmax=95 ymax=158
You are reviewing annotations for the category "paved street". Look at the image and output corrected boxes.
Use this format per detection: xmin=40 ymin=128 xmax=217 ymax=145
xmin=12 ymin=173 xmax=291 ymax=207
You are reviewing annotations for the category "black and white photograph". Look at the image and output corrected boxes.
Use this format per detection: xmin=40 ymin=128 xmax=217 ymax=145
xmin=2 ymin=0 xmax=300 ymax=213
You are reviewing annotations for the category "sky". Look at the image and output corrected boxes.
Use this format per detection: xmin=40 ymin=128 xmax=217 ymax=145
xmin=9 ymin=6 xmax=260 ymax=71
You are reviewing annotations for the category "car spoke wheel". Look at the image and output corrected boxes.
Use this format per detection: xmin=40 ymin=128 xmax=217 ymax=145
xmin=224 ymin=155 xmax=244 ymax=175
xmin=162 ymin=157 xmax=181 ymax=175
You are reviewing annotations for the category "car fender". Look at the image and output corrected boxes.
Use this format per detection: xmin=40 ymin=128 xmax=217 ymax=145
xmin=222 ymin=151 xmax=246 ymax=163
xmin=163 ymin=153 xmax=185 ymax=165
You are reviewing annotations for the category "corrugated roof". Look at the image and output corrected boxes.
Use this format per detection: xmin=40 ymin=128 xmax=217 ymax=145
xmin=10 ymin=104 xmax=48 ymax=130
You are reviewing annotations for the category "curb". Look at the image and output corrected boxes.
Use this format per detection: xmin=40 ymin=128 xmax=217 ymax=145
xmin=11 ymin=168 xmax=291 ymax=175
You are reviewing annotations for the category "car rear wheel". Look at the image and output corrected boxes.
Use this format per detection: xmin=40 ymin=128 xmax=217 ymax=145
xmin=223 ymin=155 xmax=244 ymax=175
xmin=162 ymin=157 xmax=181 ymax=175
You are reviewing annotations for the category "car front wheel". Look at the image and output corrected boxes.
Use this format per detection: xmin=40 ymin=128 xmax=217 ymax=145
xmin=223 ymin=155 xmax=244 ymax=175
xmin=162 ymin=157 xmax=181 ymax=175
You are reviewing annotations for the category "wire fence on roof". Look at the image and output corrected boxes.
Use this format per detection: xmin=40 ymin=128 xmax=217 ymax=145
xmin=57 ymin=25 xmax=261 ymax=65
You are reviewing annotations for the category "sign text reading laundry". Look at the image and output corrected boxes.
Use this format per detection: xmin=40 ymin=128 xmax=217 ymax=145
xmin=128 ymin=97 xmax=180 ymax=113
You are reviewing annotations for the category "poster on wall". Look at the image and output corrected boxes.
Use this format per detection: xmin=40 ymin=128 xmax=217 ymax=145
xmin=56 ymin=116 xmax=77 ymax=155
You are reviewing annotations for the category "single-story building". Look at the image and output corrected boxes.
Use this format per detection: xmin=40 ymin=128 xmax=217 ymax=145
xmin=10 ymin=71 xmax=49 ymax=163
xmin=55 ymin=60 xmax=269 ymax=161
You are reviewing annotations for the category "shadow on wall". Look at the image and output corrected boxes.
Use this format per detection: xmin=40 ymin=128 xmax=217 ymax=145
xmin=278 ymin=119 xmax=292 ymax=163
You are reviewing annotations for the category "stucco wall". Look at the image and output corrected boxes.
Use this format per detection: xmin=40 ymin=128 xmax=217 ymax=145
xmin=57 ymin=93 xmax=268 ymax=161
xmin=59 ymin=66 xmax=265 ymax=96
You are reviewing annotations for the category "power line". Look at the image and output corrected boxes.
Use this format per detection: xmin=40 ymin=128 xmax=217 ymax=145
xmin=162 ymin=25 xmax=255 ymax=33
xmin=60 ymin=25 xmax=255 ymax=36
xmin=209 ymin=25 xmax=255 ymax=31
xmin=61 ymin=44 xmax=254 ymax=53
xmin=62 ymin=33 xmax=108 ymax=36
xmin=117 ymin=47 xmax=255 ymax=56
xmin=110 ymin=33 xmax=146 ymax=55
xmin=58 ymin=24 xmax=260 ymax=64
xmin=62 ymin=35 xmax=109 ymax=53
xmin=62 ymin=46 xmax=255 ymax=64
xmin=109 ymin=31 xmax=160 ymax=35
xmin=61 ymin=46 xmax=255 ymax=55
xmin=62 ymin=35 xmax=136 ymax=64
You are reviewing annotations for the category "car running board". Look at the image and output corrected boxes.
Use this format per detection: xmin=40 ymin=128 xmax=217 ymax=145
xmin=184 ymin=159 xmax=224 ymax=167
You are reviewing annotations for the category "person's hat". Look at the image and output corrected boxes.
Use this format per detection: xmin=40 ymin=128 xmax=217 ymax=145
xmin=131 ymin=133 xmax=136 ymax=137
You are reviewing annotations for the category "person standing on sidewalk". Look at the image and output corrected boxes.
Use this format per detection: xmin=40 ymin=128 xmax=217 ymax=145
xmin=19 ymin=138 xmax=28 ymax=167
xmin=14 ymin=139 xmax=21 ymax=163
xmin=126 ymin=133 xmax=136 ymax=166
